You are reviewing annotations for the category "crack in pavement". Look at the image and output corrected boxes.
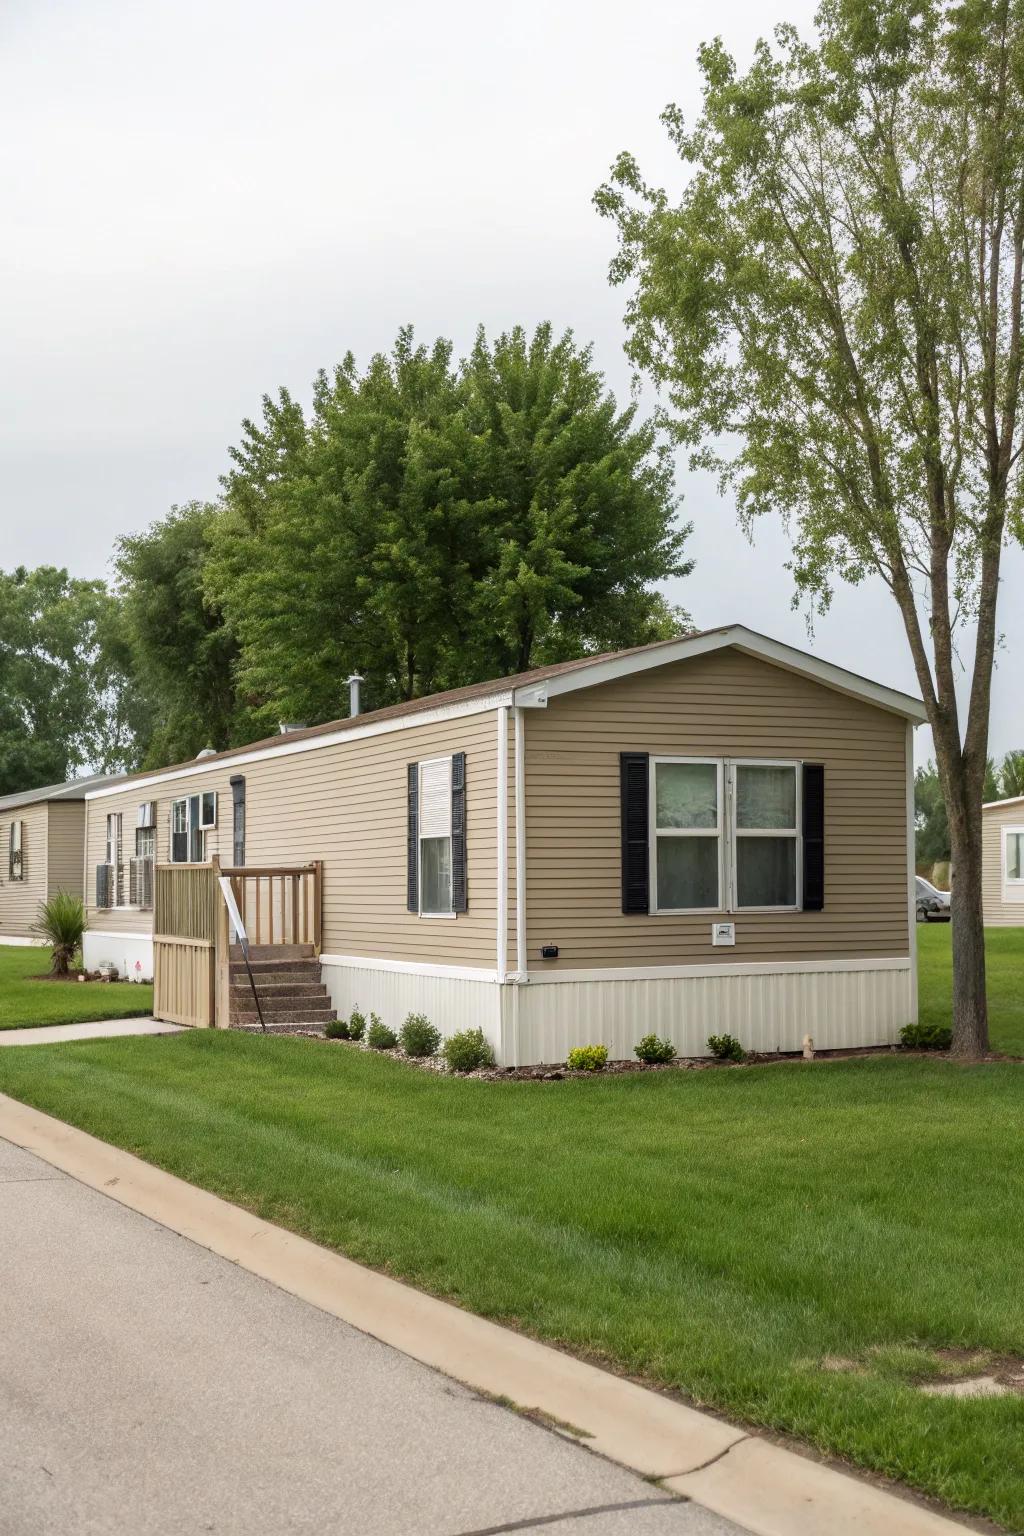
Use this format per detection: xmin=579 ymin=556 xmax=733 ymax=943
xmin=660 ymin=1435 xmax=753 ymax=1481
xmin=452 ymin=1496 xmax=678 ymax=1535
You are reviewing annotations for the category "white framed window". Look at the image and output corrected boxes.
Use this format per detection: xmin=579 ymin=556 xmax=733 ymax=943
xmin=648 ymin=757 xmax=802 ymax=915
xmin=200 ymin=791 xmax=217 ymax=829
xmin=730 ymin=760 xmax=801 ymax=911
xmin=649 ymin=758 xmax=723 ymax=913
xmin=1004 ymin=828 xmax=1024 ymax=883
xmin=170 ymin=796 xmax=209 ymax=863
xmin=419 ymin=757 xmax=454 ymax=916
xmin=9 ymin=820 xmax=23 ymax=881
xmin=105 ymin=812 xmax=121 ymax=870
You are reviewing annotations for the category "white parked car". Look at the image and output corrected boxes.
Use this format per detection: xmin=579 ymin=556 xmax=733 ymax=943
xmin=915 ymin=876 xmax=951 ymax=923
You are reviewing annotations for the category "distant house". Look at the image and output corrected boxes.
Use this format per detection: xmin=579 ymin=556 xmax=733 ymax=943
xmin=81 ymin=626 xmax=925 ymax=1062
xmin=0 ymin=774 xmax=125 ymax=945
xmin=982 ymin=795 xmax=1024 ymax=926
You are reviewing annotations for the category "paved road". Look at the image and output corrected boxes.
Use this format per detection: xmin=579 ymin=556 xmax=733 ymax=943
xmin=0 ymin=1137 xmax=747 ymax=1536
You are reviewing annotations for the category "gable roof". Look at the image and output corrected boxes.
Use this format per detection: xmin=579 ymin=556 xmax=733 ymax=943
xmin=0 ymin=772 xmax=127 ymax=814
xmin=983 ymin=795 xmax=1024 ymax=810
xmin=84 ymin=624 xmax=926 ymax=801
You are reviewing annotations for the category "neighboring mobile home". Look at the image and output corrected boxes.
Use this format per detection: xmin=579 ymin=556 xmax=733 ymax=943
xmin=982 ymin=796 xmax=1024 ymax=925
xmin=82 ymin=626 xmax=925 ymax=1063
xmin=0 ymin=774 xmax=124 ymax=944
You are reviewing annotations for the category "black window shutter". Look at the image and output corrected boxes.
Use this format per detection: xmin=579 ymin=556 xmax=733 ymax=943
xmin=620 ymin=753 xmax=650 ymax=914
xmin=802 ymin=764 xmax=825 ymax=911
xmin=407 ymin=762 xmax=419 ymax=913
xmin=95 ymin=864 xmax=110 ymax=909
xmin=231 ymin=775 xmax=246 ymax=866
xmin=451 ymin=751 xmax=467 ymax=912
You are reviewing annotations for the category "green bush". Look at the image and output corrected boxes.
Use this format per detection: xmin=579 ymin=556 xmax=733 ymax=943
xmin=32 ymin=890 xmax=87 ymax=977
xmin=900 ymin=1022 xmax=953 ymax=1051
xmin=324 ymin=1018 xmax=349 ymax=1040
xmin=707 ymin=1033 xmax=745 ymax=1063
xmin=367 ymin=1018 xmax=398 ymax=1050
xmin=442 ymin=1027 xmax=495 ymax=1073
xmin=634 ymin=1034 xmax=676 ymax=1064
xmin=567 ymin=1044 xmax=609 ymax=1072
xmin=347 ymin=1008 xmax=367 ymax=1041
xmin=399 ymin=1013 xmax=441 ymax=1057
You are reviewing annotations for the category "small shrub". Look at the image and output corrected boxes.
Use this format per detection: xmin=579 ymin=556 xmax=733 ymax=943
xmin=634 ymin=1033 xmax=675 ymax=1064
xmin=347 ymin=1008 xmax=367 ymax=1041
xmin=567 ymin=1044 xmax=609 ymax=1072
xmin=34 ymin=890 xmax=87 ymax=976
xmin=324 ymin=1018 xmax=349 ymax=1040
xmin=443 ymin=1027 xmax=495 ymax=1073
xmin=400 ymin=1013 xmax=441 ymax=1057
xmin=900 ymin=1022 xmax=953 ymax=1051
xmin=367 ymin=1018 xmax=398 ymax=1050
xmin=707 ymin=1033 xmax=745 ymax=1063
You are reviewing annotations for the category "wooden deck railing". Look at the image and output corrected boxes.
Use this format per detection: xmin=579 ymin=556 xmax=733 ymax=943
xmin=153 ymin=858 xmax=323 ymax=1029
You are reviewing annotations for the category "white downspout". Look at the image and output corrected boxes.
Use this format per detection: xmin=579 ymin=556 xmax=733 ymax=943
xmin=496 ymin=706 xmax=509 ymax=983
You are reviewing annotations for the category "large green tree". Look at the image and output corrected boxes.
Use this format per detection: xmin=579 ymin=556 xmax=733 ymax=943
xmin=0 ymin=567 xmax=139 ymax=795
xmin=206 ymin=325 xmax=692 ymax=730
xmin=115 ymin=504 xmax=257 ymax=767
xmin=598 ymin=0 xmax=1024 ymax=1057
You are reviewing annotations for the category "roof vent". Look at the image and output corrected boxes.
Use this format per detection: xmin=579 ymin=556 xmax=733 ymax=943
xmin=195 ymin=746 xmax=217 ymax=759
xmin=347 ymin=674 xmax=364 ymax=717
xmin=278 ymin=722 xmax=307 ymax=735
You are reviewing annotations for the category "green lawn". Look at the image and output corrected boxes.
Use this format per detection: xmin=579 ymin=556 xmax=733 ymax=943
xmin=917 ymin=921 xmax=1024 ymax=1055
xmin=0 ymin=946 xmax=153 ymax=1028
xmin=1 ymin=925 xmax=1021 ymax=1526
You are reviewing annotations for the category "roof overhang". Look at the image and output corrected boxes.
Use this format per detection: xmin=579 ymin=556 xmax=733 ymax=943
xmin=513 ymin=625 xmax=928 ymax=722
xmin=983 ymin=795 xmax=1024 ymax=810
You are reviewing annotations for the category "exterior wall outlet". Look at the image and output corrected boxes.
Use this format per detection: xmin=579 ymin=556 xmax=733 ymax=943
xmin=540 ymin=944 xmax=559 ymax=960
xmin=712 ymin=922 xmax=736 ymax=947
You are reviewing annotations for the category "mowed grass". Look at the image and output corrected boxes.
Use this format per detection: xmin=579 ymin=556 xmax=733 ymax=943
xmin=0 ymin=946 xmax=153 ymax=1028
xmin=918 ymin=921 xmax=1024 ymax=1055
xmin=2 ymin=1022 xmax=1024 ymax=1527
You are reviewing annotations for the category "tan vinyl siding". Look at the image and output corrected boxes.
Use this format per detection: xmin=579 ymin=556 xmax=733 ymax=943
xmin=0 ymin=802 xmax=49 ymax=939
xmin=982 ymin=801 xmax=1024 ymax=925
xmin=522 ymin=648 xmax=910 ymax=968
xmin=46 ymin=802 xmax=86 ymax=899
xmin=85 ymin=708 xmax=501 ymax=965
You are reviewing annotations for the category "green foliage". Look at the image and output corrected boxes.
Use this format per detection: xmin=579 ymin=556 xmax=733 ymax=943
xmin=900 ymin=1022 xmax=953 ymax=1051
xmin=0 ymin=566 xmax=143 ymax=795
xmin=324 ymin=1018 xmax=349 ymax=1040
xmin=442 ymin=1026 xmax=495 ymax=1073
xmin=366 ymin=1018 xmax=398 ymax=1051
xmin=347 ymin=1009 xmax=367 ymax=1042
xmin=31 ymin=891 xmax=87 ymax=977
xmin=205 ymin=324 xmax=692 ymax=731
xmin=707 ymin=1034 xmax=745 ymax=1063
xmin=115 ymin=504 xmax=258 ymax=766
xmin=634 ymin=1034 xmax=676 ymax=1064
xmin=566 ymin=1044 xmax=609 ymax=1072
xmin=1000 ymin=751 xmax=1024 ymax=801
xmin=914 ymin=764 xmax=950 ymax=864
xmin=399 ymin=1013 xmax=441 ymax=1057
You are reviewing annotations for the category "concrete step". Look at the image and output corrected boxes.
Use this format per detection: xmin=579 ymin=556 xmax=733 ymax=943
xmin=229 ymin=961 xmax=321 ymax=980
xmin=229 ymin=981 xmax=327 ymax=998
xmin=231 ymin=1007 xmax=337 ymax=1026
xmin=230 ymin=992 xmax=332 ymax=1016
xmin=229 ymin=944 xmax=315 ymax=962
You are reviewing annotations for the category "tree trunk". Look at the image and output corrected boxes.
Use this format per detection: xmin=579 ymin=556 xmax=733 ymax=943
xmin=946 ymin=806 xmax=989 ymax=1060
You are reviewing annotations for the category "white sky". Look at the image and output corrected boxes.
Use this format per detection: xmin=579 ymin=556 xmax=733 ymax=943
xmin=1 ymin=0 xmax=1020 ymax=762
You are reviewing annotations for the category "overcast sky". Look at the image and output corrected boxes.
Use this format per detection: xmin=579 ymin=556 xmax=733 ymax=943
xmin=1 ymin=0 xmax=1020 ymax=761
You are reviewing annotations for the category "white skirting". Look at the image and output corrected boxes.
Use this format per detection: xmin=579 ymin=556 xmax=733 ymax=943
xmin=318 ymin=954 xmax=914 ymax=1067
xmin=0 ymin=934 xmax=40 ymax=947
xmin=82 ymin=931 xmax=155 ymax=983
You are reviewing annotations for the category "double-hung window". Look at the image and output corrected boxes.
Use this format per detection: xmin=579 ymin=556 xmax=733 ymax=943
xmin=1006 ymin=830 xmax=1024 ymax=884
xmin=418 ymin=758 xmax=454 ymax=916
xmin=651 ymin=759 xmax=723 ymax=911
xmin=170 ymin=793 xmax=217 ymax=864
xmin=649 ymin=757 xmax=801 ymax=914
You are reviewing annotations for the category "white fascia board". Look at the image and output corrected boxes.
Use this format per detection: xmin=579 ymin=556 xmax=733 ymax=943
xmin=984 ymin=795 xmax=1024 ymax=810
xmin=85 ymin=693 xmax=512 ymax=801
xmin=513 ymin=626 xmax=928 ymax=722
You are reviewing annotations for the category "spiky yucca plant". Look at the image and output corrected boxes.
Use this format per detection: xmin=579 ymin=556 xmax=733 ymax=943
xmin=32 ymin=890 xmax=87 ymax=977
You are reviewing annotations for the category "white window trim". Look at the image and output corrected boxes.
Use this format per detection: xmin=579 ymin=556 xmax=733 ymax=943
xmin=1003 ymin=826 xmax=1024 ymax=885
xmin=648 ymin=756 xmax=803 ymax=916
xmin=649 ymin=758 xmax=725 ymax=915
xmin=418 ymin=755 xmax=456 ymax=918
xmin=729 ymin=759 xmax=802 ymax=914
xmin=199 ymin=790 xmax=218 ymax=830
xmin=169 ymin=796 xmax=207 ymax=864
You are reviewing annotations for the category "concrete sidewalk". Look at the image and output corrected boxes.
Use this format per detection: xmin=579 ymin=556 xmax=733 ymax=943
xmin=0 ymin=1017 xmax=182 ymax=1046
xmin=0 ymin=1134 xmax=744 ymax=1536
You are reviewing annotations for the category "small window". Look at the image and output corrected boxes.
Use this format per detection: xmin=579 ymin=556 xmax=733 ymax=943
xmin=1007 ymin=831 xmax=1024 ymax=883
xmin=136 ymin=826 xmax=156 ymax=860
xmin=200 ymin=791 xmax=217 ymax=829
xmin=105 ymin=813 xmax=121 ymax=870
xmin=419 ymin=758 xmax=453 ymax=915
xmin=137 ymin=801 xmax=155 ymax=829
xmin=170 ymin=799 xmax=189 ymax=864
xmin=733 ymin=763 xmax=799 ymax=909
xmin=9 ymin=820 xmax=23 ymax=881
xmin=651 ymin=760 xmax=721 ymax=912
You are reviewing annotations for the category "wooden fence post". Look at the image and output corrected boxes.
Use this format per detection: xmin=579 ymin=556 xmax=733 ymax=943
xmin=212 ymin=855 xmax=230 ymax=1030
